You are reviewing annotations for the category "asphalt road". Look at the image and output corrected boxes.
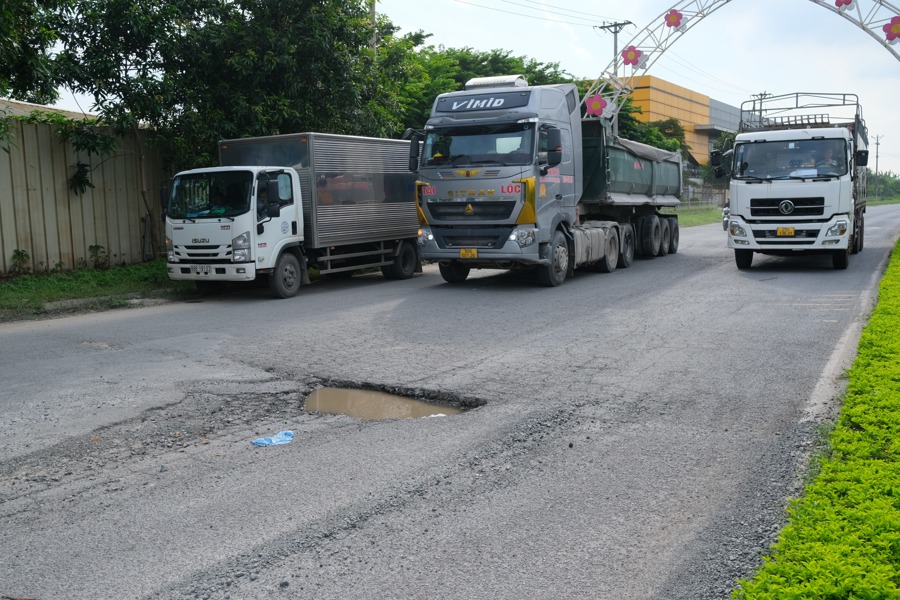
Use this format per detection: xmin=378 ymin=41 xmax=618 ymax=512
xmin=2 ymin=204 xmax=899 ymax=600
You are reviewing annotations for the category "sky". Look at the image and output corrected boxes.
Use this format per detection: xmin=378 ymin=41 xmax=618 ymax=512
xmin=50 ymin=0 xmax=900 ymax=174
xmin=375 ymin=0 xmax=900 ymax=175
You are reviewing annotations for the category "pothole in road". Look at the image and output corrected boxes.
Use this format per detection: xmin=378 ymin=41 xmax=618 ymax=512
xmin=304 ymin=387 xmax=464 ymax=420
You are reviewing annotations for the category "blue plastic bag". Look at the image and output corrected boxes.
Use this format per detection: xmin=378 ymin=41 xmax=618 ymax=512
xmin=251 ymin=431 xmax=294 ymax=447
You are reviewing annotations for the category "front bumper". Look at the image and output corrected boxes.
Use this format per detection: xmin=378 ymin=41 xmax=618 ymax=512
xmin=726 ymin=214 xmax=850 ymax=251
xmin=167 ymin=262 xmax=258 ymax=282
xmin=418 ymin=226 xmax=548 ymax=266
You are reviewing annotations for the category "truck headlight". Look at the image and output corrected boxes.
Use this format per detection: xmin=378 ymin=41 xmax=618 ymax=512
xmin=233 ymin=231 xmax=250 ymax=262
xmin=510 ymin=229 xmax=536 ymax=247
xmin=729 ymin=221 xmax=747 ymax=237
xmin=417 ymin=228 xmax=433 ymax=246
xmin=166 ymin=237 xmax=175 ymax=262
xmin=826 ymin=220 xmax=848 ymax=237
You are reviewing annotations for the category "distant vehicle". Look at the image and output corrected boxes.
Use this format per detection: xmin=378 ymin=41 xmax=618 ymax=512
xmin=712 ymin=93 xmax=868 ymax=270
xmin=407 ymin=75 xmax=683 ymax=286
xmin=162 ymin=133 xmax=421 ymax=298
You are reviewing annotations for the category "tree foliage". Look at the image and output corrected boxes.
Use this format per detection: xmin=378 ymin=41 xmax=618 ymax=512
xmin=0 ymin=0 xmax=62 ymax=104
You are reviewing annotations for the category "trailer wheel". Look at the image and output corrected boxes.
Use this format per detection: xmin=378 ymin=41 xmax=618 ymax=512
xmin=657 ymin=218 xmax=670 ymax=257
xmin=832 ymin=248 xmax=849 ymax=270
xmin=735 ymin=249 xmax=753 ymax=270
xmin=667 ymin=218 xmax=679 ymax=254
xmin=439 ymin=260 xmax=470 ymax=283
xmin=640 ymin=215 xmax=661 ymax=257
xmin=595 ymin=228 xmax=619 ymax=273
xmin=858 ymin=214 xmax=865 ymax=251
xmin=617 ymin=224 xmax=634 ymax=269
xmin=269 ymin=252 xmax=302 ymax=298
xmin=382 ymin=241 xmax=418 ymax=280
xmin=853 ymin=214 xmax=865 ymax=253
xmin=537 ymin=229 xmax=568 ymax=287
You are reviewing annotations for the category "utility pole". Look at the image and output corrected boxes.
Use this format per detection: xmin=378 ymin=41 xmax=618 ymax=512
xmin=874 ymin=134 xmax=882 ymax=200
xmin=595 ymin=21 xmax=633 ymax=78
xmin=750 ymin=92 xmax=770 ymax=128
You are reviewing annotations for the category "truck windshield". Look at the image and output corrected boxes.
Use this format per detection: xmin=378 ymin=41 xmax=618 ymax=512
xmin=167 ymin=171 xmax=254 ymax=219
xmin=734 ymin=139 xmax=848 ymax=179
xmin=422 ymin=123 xmax=535 ymax=167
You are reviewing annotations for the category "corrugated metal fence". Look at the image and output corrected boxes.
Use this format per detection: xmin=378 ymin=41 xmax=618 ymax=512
xmin=0 ymin=119 xmax=167 ymax=275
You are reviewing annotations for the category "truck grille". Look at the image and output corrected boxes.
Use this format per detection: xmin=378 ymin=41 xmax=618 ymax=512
xmin=173 ymin=244 xmax=232 ymax=261
xmin=428 ymin=201 xmax=516 ymax=221
xmin=750 ymin=197 xmax=825 ymax=217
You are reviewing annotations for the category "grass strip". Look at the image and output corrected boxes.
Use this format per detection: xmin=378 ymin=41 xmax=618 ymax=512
xmin=734 ymin=242 xmax=900 ymax=599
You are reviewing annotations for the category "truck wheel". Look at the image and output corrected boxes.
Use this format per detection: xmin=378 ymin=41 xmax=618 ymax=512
xmin=859 ymin=214 xmax=865 ymax=251
xmin=640 ymin=215 xmax=661 ymax=257
xmin=269 ymin=252 xmax=302 ymax=298
xmin=538 ymin=229 xmax=568 ymax=287
xmin=667 ymin=218 xmax=679 ymax=254
xmin=657 ymin=217 xmax=670 ymax=257
xmin=854 ymin=214 xmax=865 ymax=253
xmin=596 ymin=228 xmax=619 ymax=273
xmin=382 ymin=241 xmax=418 ymax=280
xmin=832 ymin=248 xmax=849 ymax=270
xmin=617 ymin=224 xmax=634 ymax=269
xmin=439 ymin=260 xmax=470 ymax=283
xmin=735 ymin=249 xmax=753 ymax=270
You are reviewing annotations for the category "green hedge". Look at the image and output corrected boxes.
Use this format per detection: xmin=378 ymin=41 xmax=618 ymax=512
xmin=734 ymin=243 xmax=900 ymax=599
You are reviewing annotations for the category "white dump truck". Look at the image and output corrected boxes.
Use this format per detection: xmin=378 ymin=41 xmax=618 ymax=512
xmin=163 ymin=132 xmax=421 ymax=297
xmin=712 ymin=92 xmax=869 ymax=270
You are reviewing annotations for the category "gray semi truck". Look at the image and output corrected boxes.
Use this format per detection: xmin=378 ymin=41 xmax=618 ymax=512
xmin=408 ymin=75 xmax=683 ymax=286
xmin=163 ymin=132 xmax=420 ymax=298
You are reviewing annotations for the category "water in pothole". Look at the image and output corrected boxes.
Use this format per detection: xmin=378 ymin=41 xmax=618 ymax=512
xmin=304 ymin=387 xmax=463 ymax=420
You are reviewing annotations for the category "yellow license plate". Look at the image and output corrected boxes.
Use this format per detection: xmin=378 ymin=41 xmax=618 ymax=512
xmin=776 ymin=227 xmax=795 ymax=237
xmin=459 ymin=248 xmax=477 ymax=259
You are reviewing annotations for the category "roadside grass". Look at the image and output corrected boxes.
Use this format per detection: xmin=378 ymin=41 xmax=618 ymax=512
xmin=733 ymin=241 xmax=900 ymax=599
xmin=0 ymin=260 xmax=196 ymax=319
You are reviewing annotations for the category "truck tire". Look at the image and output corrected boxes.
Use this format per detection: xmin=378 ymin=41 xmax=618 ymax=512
xmin=269 ymin=252 xmax=302 ymax=298
xmin=382 ymin=241 xmax=418 ymax=280
xmin=858 ymin=214 xmax=865 ymax=252
xmin=853 ymin=214 xmax=865 ymax=253
xmin=832 ymin=248 xmax=849 ymax=270
xmin=617 ymin=224 xmax=634 ymax=269
xmin=667 ymin=218 xmax=679 ymax=254
xmin=439 ymin=260 xmax=470 ymax=283
xmin=657 ymin=218 xmax=670 ymax=257
xmin=632 ymin=218 xmax=645 ymax=258
xmin=595 ymin=228 xmax=619 ymax=273
xmin=538 ymin=229 xmax=569 ymax=287
xmin=640 ymin=215 xmax=661 ymax=257
xmin=735 ymin=249 xmax=753 ymax=270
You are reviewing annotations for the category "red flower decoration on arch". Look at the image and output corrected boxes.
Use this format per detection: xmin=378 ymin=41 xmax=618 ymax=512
xmin=834 ymin=0 xmax=853 ymax=7
xmin=622 ymin=45 xmax=642 ymax=66
xmin=664 ymin=9 xmax=683 ymax=28
xmin=885 ymin=16 xmax=900 ymax=43
xmin=585 ymin=95 xmax=607 ymax=117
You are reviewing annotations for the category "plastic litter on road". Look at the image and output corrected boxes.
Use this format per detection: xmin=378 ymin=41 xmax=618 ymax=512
xmin=251 ymin=431 xmax=294 ymax=447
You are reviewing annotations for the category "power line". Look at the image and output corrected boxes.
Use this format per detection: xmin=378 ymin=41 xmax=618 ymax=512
xmin=450 ymin=0 xmax=601 ymax=28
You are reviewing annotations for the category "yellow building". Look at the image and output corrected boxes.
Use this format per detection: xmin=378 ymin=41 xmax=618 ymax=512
xmin=628 ymin=75 xmax=739 ymax=168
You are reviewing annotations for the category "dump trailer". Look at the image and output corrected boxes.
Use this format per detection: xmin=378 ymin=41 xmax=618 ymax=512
xmin=163 ymin=132 xmax=420 ymax=298
xmin=712 ymin=92 xmax=869 ymax=270
xmin=409 ymin=75 xmax=682 ymax=286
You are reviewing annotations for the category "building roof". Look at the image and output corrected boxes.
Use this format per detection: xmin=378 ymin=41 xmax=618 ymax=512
xmin=0 ymin=98 xmax=98 ymax=121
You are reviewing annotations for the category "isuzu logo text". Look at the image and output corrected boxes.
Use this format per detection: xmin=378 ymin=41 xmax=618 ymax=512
xmin=192 ymin=238 xmax=210 ymax=244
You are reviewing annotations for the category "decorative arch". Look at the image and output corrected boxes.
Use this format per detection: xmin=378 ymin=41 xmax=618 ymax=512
xmin=582 ymin=0 xmax=900 ymax=121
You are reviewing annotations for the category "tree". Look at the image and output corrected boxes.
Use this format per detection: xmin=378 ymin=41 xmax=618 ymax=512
xmin=397 ymin=45 xmax=573 ymax=131
xmin=0 ymin=0 xmax=62 ymax=104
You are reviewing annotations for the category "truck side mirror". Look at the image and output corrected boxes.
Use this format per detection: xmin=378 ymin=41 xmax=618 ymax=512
xmin=710 ymin=150 xmax=722 ymax=167
xmin=546 ymin=127 xmax=562 ymax=167
xmin=855 ymin=149 xmax=869 ymax=167
xmin=408 ymin=135 xmax=421 ymax=172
